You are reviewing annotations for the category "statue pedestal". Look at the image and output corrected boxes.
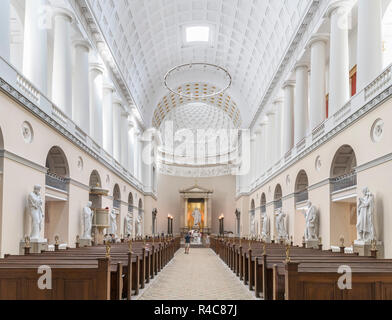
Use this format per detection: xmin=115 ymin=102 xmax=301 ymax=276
xmin=305 ymin=240 xmax=319 ymax=249
xmin=20 ymin=239 xmax=48 ymax=255
xmin=263 ymin=236 xmax=271 ymax=244
xmin=79 ymin=238 xmax=92 ymax=247
xmin=354 ymin=240 xmax=384 ymax=258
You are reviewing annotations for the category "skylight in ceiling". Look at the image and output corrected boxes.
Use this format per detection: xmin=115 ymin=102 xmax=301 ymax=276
xmin=186 ymin=26 xmax=210 ymax=42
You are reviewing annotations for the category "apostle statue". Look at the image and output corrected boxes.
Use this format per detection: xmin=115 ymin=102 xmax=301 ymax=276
xmin=82 ymin=201 xmax=94 ymax=240
xmin=124 ymin=213 xmax=133 ymax=237
xmin=304 ymin=201 xmax=319 ymax=241
xmin=28 ymin=185 xmax=44 ymax=240
xmin=192 ymin=208 xmax=202 ymax=227
xmin=357 ymin=187 xmax=376 ymax=242
xmin=275 ymin=208 xmax=288 ymax=240
xmin=136 ymin=213 xmax=142 ymax=237
xmin=109 ymin=209 xmax=119 ymax=236
xmin=250 ymin=212 xmax=256 ymax=235
xmin=261 ymin=210 xmax=270 ymax=240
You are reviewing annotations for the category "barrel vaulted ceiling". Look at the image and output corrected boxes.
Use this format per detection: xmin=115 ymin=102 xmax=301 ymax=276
xmin=87 ymin=0 xmax=312 ymax=128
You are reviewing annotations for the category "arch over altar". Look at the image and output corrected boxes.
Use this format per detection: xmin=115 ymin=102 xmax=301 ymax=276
xmin=180 ymin=184 xmax=213 ymax=234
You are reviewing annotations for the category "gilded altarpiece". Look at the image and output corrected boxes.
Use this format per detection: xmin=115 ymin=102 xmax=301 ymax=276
xmin=180 ymin=184 xmax=213 ymax=233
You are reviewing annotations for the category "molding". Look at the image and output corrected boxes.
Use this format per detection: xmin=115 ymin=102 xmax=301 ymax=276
xmin=69 ymin=179 xmax=90 ymax=192
xmin=245 ymin=83 xmax=392 ymax=198
xmin=356 ymin=152 xmax=392 ymax=173
xmin=0 ymin=149 xmax=47 ymax=173
xmin=0 ymin=76 xmax=146 ymax=196
xmin=251 ymin=0 xmax=324 ymax=127
xmin=308 ymin=178 xmax=330 ymax=191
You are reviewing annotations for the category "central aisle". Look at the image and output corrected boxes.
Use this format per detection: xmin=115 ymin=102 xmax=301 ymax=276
xmin=137 ymin=248 xmax=256 ymax=300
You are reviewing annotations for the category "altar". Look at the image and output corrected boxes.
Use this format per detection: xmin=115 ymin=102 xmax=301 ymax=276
xmin=180 ymin=184 xmax=213 ymax=232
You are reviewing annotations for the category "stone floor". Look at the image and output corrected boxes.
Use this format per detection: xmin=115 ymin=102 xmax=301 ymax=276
xmin=136 ymin=248 xmax=257 ymax=300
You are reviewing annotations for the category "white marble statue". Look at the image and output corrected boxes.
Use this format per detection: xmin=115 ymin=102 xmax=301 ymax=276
xmin=136 ymin=213 xmax=142 ymax=237
xmin=275 ymin=208 xmax=288 ymax=240
xmin=192 ymin=208 xmax=202 ymax=227
xmin=109 ymin=209 xmax=119 ymax=235
xmin=261 ymin=211 xmax=270 ymax=239
xmin=250 ymin=212 xmax=256 ymax=235
xmin=304 ymin=201 xmax=319 ymax=241
xmin=82 ymin=201 xmax=93 ymax=239
xmin=124 ymin=213 xmax=133 ymax=237
xmin=28 ymin=185 xmax=44 ymax=240
xmin=357 ymin=187 xmax=376 ymax=242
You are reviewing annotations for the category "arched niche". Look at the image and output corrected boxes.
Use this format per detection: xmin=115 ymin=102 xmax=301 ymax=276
xmin=261 ymin=193 xmax=266 ymax=214
xmin=330 ymin=145 xmax=357 ymax=178
xmin=128 ymin=193 xmax=134 ymax=213
xmin=44 ymin=146 xmax=70 ymax=244
xmin=274 ymin=184 xmax=283 ymax=210
xmin=89 ymin=170 xmax=101 ymax=188
xmin=330 ymin=145 xmax=358 ymax=248
xmin=295 ymin=170 xmax=309 ymax=204
xmin=46 ymin=146 xmax=69 ymax=178
xmin=113 ymin=184 xmax=121 ymax=209
xmin=0 ymin=126 xmax=3 ymax=150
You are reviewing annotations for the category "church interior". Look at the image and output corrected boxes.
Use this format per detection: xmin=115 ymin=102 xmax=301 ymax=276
xmin=0 ymin=0 xmax=392 ymax=301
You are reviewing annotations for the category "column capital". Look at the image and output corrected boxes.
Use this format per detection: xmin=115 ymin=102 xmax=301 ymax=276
xmin=52 ymin=7 xmax=75 ymax=24
xmin=325 ymin=0 xmax=353 ymax=19
xmin=306 ymin=34 xmax=329 ymax=49
xmin=294 ymin=62 xmax=309 ymax=71
xmin=103 ymin=82 xmax=116 ymax=93
xmin=266 ymin=109 xmax=276 ymax=117
xmin=282 ymin=80 xmax=296 ymax=89
xmin=258 ymin=120 xmax=268 ymax=128
xmin=273 ymin=97 xmax=284 ymax=105
xmin=89 ymin=62 xmax=105 ymax=74
xmin=73 ymin=39 xmax=91 ymax=52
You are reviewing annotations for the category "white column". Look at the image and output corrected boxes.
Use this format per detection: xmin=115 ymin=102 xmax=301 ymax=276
xmin=282 ymin=81 xmax=295 ymax=155
xmin=113 ymin=97 xmax=123 ymax=162
xmin=308 ymin=35 xmax=328 ymax=130
xmin=121 ymin=110 xmax=130 ymax=169
xmin=327 ymin=1 xmax=350 ymax=116
xmin=357 ymin=0 xmax=383 ymax=91
xmin=266 ymin=110 xmax=276 ymax=169
xmin=273 ymin=98 xmax=283 ymax=161
xmin=128 ymin=122 xmax=135 ymax=174
xmin=51 ymin=9 xmax=74 ymax=116
xmin=72 ymin=40 xmax=90 ymax=133
xmin=23 ymin=0 xmax=48 ymax=94
xmin=0 ymin=0 xmax=10 ymax=61
xmin=89 ymin=63 xmax=104 ymax=146
xmin=250 ymin=136 xmax=256 ymax=185
xmin=294 ymin=64 xmax=309 ymax=145
xmin=135 ymin=132 xmax=142 ymax=181
xmin=103 ymin=83 xmax=115 ymax=155
xmin=254 ymin=128 xmax=263 ymax=179
xmin=258 ymin=120 xmax=268 ymax=176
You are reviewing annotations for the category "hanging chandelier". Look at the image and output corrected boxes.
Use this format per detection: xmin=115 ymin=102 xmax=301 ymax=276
xmin=164 ymin=63 xmax=232 ymax=99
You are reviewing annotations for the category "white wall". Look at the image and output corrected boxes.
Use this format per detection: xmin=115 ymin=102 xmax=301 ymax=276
xmin=156 ymin=174 xmax=236 ymax=235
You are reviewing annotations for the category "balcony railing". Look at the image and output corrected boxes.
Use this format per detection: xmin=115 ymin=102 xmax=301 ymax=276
xmin=330 ymin=172 xmax=357 ymax=193
xmin=295 ymin=190 xmax=309 ymax=203
xmin=0 ymin=57 xmax=146 ymax=195
xmin=46 ymin=172 xmax=69 ymax=192
xmin=240 ymin=61 xmax=392 ymax=198
xmin=113 ymin=200 xmax=121 ymax=209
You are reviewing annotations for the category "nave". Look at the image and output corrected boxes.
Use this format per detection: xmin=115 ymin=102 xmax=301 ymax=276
xmin=137 ymin=248 xmax=256 ymax=301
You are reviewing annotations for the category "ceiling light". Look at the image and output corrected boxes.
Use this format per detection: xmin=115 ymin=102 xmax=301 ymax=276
xmin=186 ymin=26 xmax=210 ymax=43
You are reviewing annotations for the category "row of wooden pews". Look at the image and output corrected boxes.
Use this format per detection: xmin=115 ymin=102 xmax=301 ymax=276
xmin=211 ymin=237 xmax=392 ymax=300
xmin=0 ymin=236 xmax=180 ymax=300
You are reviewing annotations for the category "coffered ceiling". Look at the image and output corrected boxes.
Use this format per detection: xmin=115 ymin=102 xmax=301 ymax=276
xmin=87 ymin=0 xmax=312 ymax=127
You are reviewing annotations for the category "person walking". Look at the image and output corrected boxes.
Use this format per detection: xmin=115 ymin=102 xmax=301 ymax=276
xmin=184 ymin=232 xmax=191 ymax=254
